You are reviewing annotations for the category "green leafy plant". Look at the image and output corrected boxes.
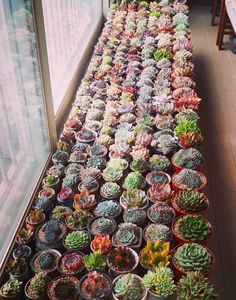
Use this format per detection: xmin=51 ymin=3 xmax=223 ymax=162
xmin=17 ymin=228 xmax=33 ymax=243
xmin=84 ymin=251 xmax=106 ymax=272
xmin=123 ymin=172 xmax=145 ymax=190
xmin=174 ymin=121 xmax=200 ymax=136
xmin=37 ymin=252 xmax=54 ymax=270
xmin=44 ymin=175 xmax=59 ymax=186
xmin=174 ymin=190 xmax=208 ymax=213
xmin=64 ymin=231 xmax=90 ymax=250
xmin=143 ymin=267 xmax=175 ymax=297
xmin=154 ymin=49 xmax=172 ymax=61
xmin=176 ymin=271 xmax=218 ymax=300
xmin=6 ymin=258 xmax=27 ymax=276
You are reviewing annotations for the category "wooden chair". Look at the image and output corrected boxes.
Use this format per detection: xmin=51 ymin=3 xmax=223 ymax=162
xmin=211 ymin=0 xmax=222 ymax=25
xmin=216 ymin=0 xmax=234 ymax=49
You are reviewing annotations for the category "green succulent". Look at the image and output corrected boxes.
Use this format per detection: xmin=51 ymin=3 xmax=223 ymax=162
xmin=116 ymin=229 xmax=136 ymax=246
xmin=100 ymin=182 xmax=121 ymax=198
xmin=173 ymin=243 xmax=213 ymax=273
xmin=139 ymin=1 xmax=149 ymax=9
xmin=87 ymin=157 xmax=106 ymax=169
xmin=138 ymin=114 xmax=154 ymax=127
xmin=123 ymin=208 xmax=146 ymax=226
xmin=175 ymin=110 xmax=198 ymax=125
xmin=107 ymin=158 xmax=128 ymax=171
xmin=123 ymin=172 xmax=145 ymax=190
xmin=44 ymin=175 xmax=59 ymax=185
xmin=51 ymin=206 xmax=71 ymax=221
xmin=174 ymin=121 xmax=201 ymax=136
xmin=174 ymin=169 xmax=203 ymax=189
xmin=133 ymin=123 xmax=153 ymax=135
xmin=66 ymin=210 xmax=92 ymax=229
xmin=1 ymin=278 xmax=22 ymax=297
xmin=114 ymin=274 xmax=146 ymax=300
xmin=102 ymin=166 xmax=123 ymax=182
xmin=173 ymin=12 xmax=189 ymax=27
xmin=121 ymin=189 xmax=148 ymax=209
xmin=154 ymin=49 xmax=172 ymax=61
xmin=149 ymin=155 xmax=170 ymax=171
xmin=176 ymin=271 xmax=218 ymax=300
xmin=149 ymin=11 xmax=161 ymax=18
xmin=148 ymin=202 xmax=175 ymax=224
xmin=130 ymin=159 xmax=149 ymax=172
xmin=143 ymin=267 xmax=175 ymax=297
xmin=172 ymin=148 xmax=204 ymax=169
xmin=145 ymin=224 xmax=171 ymax=243
xmin=52 ymin=150 xmax=68 ymax=164
xmin=62 ymin=174 xmax=77 ymax=188
xmin=94 ymin=200 xmax=120 ymax=217
xmin=28 ymin=272 xmax=48 ymax=297
xmin=101 ymin=125 xmax=113 ymax=136
xmin=175 ymin=190 xmax=208 ymax=213
xmin=84 ymin=251 xmax=106 ymax=272
xmin=176 ymin=215 xmax=211 ymax=241
xmin=64 ymin=231 xmax=89 ymax=250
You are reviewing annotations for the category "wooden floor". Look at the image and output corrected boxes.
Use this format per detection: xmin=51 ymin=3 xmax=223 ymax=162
xmin=190 ymin=2 xmax=236 ymax=299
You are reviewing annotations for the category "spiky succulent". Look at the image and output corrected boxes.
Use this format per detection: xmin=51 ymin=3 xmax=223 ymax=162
xmin=143 ymin=267 xmax=175 ymax=297
xmin=176 ymin=215 xmax=211 ymax=241
xmin=123 ymin=208 xmax=146 ymax=226
xmin=102 ymin=166 xmax=123 ymax=182
xmin=173 ymin=243 xmax=213 ymax=273
xmin=94 ymin=200 xmax=120 ymax=217
xmin=123 ymin=172 xmax=145 ymax=190
xmin=84 ymin=251 xmax=106 ymax=272
xmin=148 ymin=202 xmax=175 ymax=224
xmin=176 ymin=271 xmax=218 ymax=300
xmin=174 ymin=190 xmax=208 ymax=213
xmin=1 ymin=278 xmax=22 ymax=297
xmin=114 ymin=274 xmax=146 ymax=300
xmin=173 ymin=169 xmax=204 ymax=189
xmin=144 ymin=224 xmax=171 ymax=243
xmin=38 ymin=252 xmax=54 ymax=270
xmin=28 ymin=272 xmax=48 ymax=297
xmin=64 ymin=231 xmax=90 ymax=250
xmin=172 ymin=148 xmax=203 ymax=169
xmin=100 ymin=182 xmax=121 ymax=198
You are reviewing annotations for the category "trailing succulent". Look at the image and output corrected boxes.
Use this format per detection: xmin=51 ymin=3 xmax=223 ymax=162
xmin=94 ymin=200 xmax=120 ymax=217
xmin=144 ymin=224 xmax=171 ymax=243
xmin=84 ymin=251 xmax=106 ymax=272
xmin=176 ymin=271 xmax=218 ymax=300
xmin=123 ymin=172 xmax=145 ymax=190
xmin=114 ymin=273 xmax=146 ymax=300
xmin=172 ymin=148 xmax=203 ymax=169
xmin=123 ymin=208 xmax=146 ymax=226
xmin=64 ymin=231 xmax=89 ymax=250
xmin=148 ymin=202 xmax=175 ymax=224
xmin=174 ymin=190 xmax=208 ymax=213
xmin=173 ymin=243 xmax=213 ymax=273
xmin=173 ymin=169 xmax=204 ymax=189
xmin=143 ymin=267 xmax=175 ymax=297
xmin=176 ymin=215 xmax=211 ymax=242
xmin=100 ymin=182 xmax=121 ymax=198
xmin=113 ymin=223 xmax=140 ymax=247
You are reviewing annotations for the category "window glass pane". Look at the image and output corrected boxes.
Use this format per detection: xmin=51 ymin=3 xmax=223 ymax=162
xmin=0 ymin=0 xmax=50 ymax=262
xmin=42 ymin=0 xmax=103 ymax=113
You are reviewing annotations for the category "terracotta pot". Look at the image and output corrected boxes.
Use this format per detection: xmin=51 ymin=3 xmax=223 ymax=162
xmin=146 ymin=171 xmax=171 ymax=186
xmin=47 ymin=275 xmax=79 ymax=300
xmin=24 ymin=276 xmax=51 ymax=300
xmin=171 ymin=170 xmax=207 ymax=192
xmin=57 ymin=251 xmax=85 ymax=276
xmin=171 ymin=156 xmax=203 ymax=173
xmin=26 ymin=211 xmax=46 ymax=234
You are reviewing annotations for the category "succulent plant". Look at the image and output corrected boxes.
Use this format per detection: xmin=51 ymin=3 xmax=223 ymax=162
xmin=17 ymin=228 xmax=33 ymax=243
xmin=175 ymin=215 xmax=211 ymax=241
xmin=62 ymin=174 xmax=78 ymax=189
xmin=113 ymin=223 xmax=141 ymax=248
xmin=49 ymin=276 xmax=78 ymax=300
xmin=87 ymin=156 xmax=106 ymax=169
xmin=6 ymin=258 xmax=27 ymax=276
xmin=90 ymin=217 xmax=116 ymax=236
xmin=121 ymin=189 xmax=148 ymax=209
xmin=88 ymin=144 xmax=107 ymax=157
xmin=123 ymin=172 xmax=145 ymax=190
xmin=114 ymin=273 xmax=146 ymax=300
xmin=1 ymin=278 xmax=22 ymax=297
xmin=173 ymin=12 xmax=189 ymax=27
xmin=100 ymin=182 xmax=121 ymax=198
xmin=80 ymin=176 xmax=99 ymax=191
xmin=130 ymin=146 xmax=150 ymax=161
xmin=152 ymin=134 xmax=178 ymax=155
xmin=176 ymin=190 xmax=206 ymax=213
xmin=40 ymin=220 xmax=62 ymax=243
xmin=173 ymin=169 xmax=205 ymax=189
xmin=101 ymin=125 xmax=114 ymax=136
xmin=64 ymin=231 xmax=90 ymax=250
xmin=154 ymin=49 xmax=172 ymax=61
xmin=155 ymin=114 xmax=175 ymax=130
xmin=140 ymin=240 xmax=171 ymax=269
xmin=107 ymin=247 xmax=137 ymax=272
xmin=173 ymin=243 xmax=213 ymax=273
xmin=146 ymin=171 xmax=170 ymax=185
xmin=144 ymin=224 xmax=171 ymax=243
xmin=109 ymin=143 xmax=131 ymax=158
xmin=143 ymin=267 xmax=175 ymax=297
xmin=130 ymin=159 xmax=149 ymax=172
xmin=172 ymin=148 xmax=204 ymax=169
xmin=52 ymin=150 xmax=68 ymax=165
xmin=94 ymin=200 xmax=120 ymax=217
xmin=84 ymin=251 xmax=106 ymax=272
xmin=66 ymin=209 xmax=92 ymax=230
xmin=37 ymin=252 xmax=54 ymax=270
xmin=51 ymin=206 xmax=72 ymax=221
xmin=27 ymin=272 xmax=48 ymax=298
xmin=175 ymin=109 xmax=199 ymax=124
xmin=102 ymin=166 xmax=123 ymax=182
xmin=91 ymin=235 xmax=112 ymax=253
xmin=74 ymin=191 xmax=96 ymax=210
xmin=176 ymin=271 xmax=218 ymax=300
xmin=148 ymin=202 xmax=175 ymax=224
xmin=43 ymin=175 xmax=59 ymax=186
xmin=123 ymin=208 xmax=146 ymax=226
xmin=174 ymin=121 xmax=201 ymax=136
xmin=60 ymin=252 xmax=84 ymax=274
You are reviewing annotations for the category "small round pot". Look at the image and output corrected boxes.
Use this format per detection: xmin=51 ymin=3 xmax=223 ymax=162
xmin=42 ymin=177 xmax=61 ymax=192
xmin=65 ymin=212 xmax=93 ymax=231
xmin=24 ymin=276 xmax=51 ymax=300
xmin=146 ymin=171 xmax=171 ymax=186
xmin=13 ymin=245 xmax=32 ymax=261
xmin=62 ymin=230 xmax=91 ymax=252
xmin=0 ymin=286 xmax=20 ymax=300
xmin=93 ymin=200 xmax=122 ymax=220
xmin=147 ymin=204 xmax=175 ymax=225
xmin=87 ymin=144 xmax=108 ymax=158
xmin=26 ymin=211 xmax=46 ymax=234
xmin=172 ymin=171 xmax=207 ymax=192
xmin=119 ymin=192 xmax=149 ymax=211
xmin=75 ymin=129 xmax=97 ymax=145
xmin=142 ymin=224 xmax=172 ymax=244
xmin=171 ymin=194 xmax=209 ymax=216
xmin=100 ymin=189 xmax=122 ymax=200
xmin=87 ymin=217 xmax=117 ymax=237
xmin=171 ymin=156 xmax=203 ymax=173
xmin=38 ymin=188 xmax=56 ymax=202
xmin=84 ymin=120 xmax=102 ymax=132
xmin=58 ymin=251 xmax=85 ymax=276
xmin=78 ymin=181 xmax=99 ymax=194
xmin=172 ymin=215 xmax=213 ymax=245
xmin=47 ymin=275 xmax=79 ymax=300
xmin=112 ymin=274 xmax=147 ymax=300
xmin=171 ymin=243 xmax=216 ymax=278
xmin=52 ymin=151 xmax=68 ymax=166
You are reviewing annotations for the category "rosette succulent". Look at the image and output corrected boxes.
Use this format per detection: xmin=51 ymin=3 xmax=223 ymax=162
xmin=173 ymin=243 xmax=213 ymax=273
xmin=123 ymin=208 xmax=146 ymax=226
xmin=64 ymin=231 xmax=90 ymax=250
xmin=94 ymin=200 xmax=120 ymax=217
xmin=172 ymin=169 xmax=206 ymax=189
xmin=175 ymin=215 xmax=211 ymax=242
xmin=113 ymin=223 xmax=141 ymax=248
xmin=123 ymin=172 xmax=145 ymax=190
xmin=148 ymin=202 xmax=175 ymax=224
xmin=154 ymin=49 xmax=172 ymax=61
xmin=89 ymin=217 xmax=116 ymax=236
xmin=172 ymin=148 xmax=204 ymax=169
xmin=66 ymin=210 xmax=92 ymax=230
xmin=121 ymin=189 xmax=148 ymax=209
xmin=102 ymin=166 xmax=123 ymax=182
xmin=144 ymin=224 xmax=171 ymax=243
xmin=84 ymin=251 xmax=106 ymax=272
xmin=175 ymin=109 xmax=199 ymax=124
xmin=100 ymin=182 xmax=121 ymax=198
xmin=174 ymin=190 xmax=208 ymax=213
xmin=86 ymin=156 xmax=106 ymax=169
xmin=151 ymin=134 xmax=178 ymax=155
xmin=149 ymin=155 xmax=171 ymax=171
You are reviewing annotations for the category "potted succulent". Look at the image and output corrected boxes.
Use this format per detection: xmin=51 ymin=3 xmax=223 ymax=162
xmin=172 ymin=169 xmax=207 ymax=191
xmin=130 ymin=147 xmax=150 ymax=162
xmin=146 ymin=171 xmax=171 ymax=186
xmin=107 ymin=158 xmax=129 ymax=171
xmin=90 ymin=235 xmax=112 ymax=254
xmin=30 ymin=249 xmax=61 ymax=275
xmin=100 ymin=182 xmax=121 ymax=199
xmin=58 ymin=251 xmax=85 ymax=276
xmin=112 ymin=223 xmax=142 ymax=250
xmin=139 ymin=240 xmax=171 ymax=270
xmin=120 ymin=189 xmax=149 ymax=210
xmin=13 ymin=245 xmax=32 ymax=261
xmin=143 ymin=267 xmax=175 ymax=300
xmin=64 ymin=116 xmax=82 ymax=131
xmin=52 ymin=150 xmax=68 ymax=166
xmin=68 ymin=150 xmax=87 ymax=164
xmin=78 ymin=271 xmax=112 ymax=300
xmin=123 ymin=172 xmax=146 ymax=190
xmin=109 ymin=143 xmax=131 ymax=159
xmin=123 ymin=208 xmax=147 ymax=226
xmin=65 ymin=209 xmax=92 ymax=231
xmin=147 ymin=202 xmax=175 ymax=225
xmin=16 ymin=228 xmax=33 ymax=245
xmin=113 ymin=273 xmax=147 ymax=300
xmin=88 ymin=216 xmax=117 ymax=236
xmin=172 ymin=243 xmax=215 ymax=277
xmin=25 ymin=272 xmax=51 ymax=300
xmin=143 ymin=224 xmax=172 ymax=243
xmin=151 ymin=134 xmax=178 ymax=156
xmin=78 ymin=176 xmax=99 ymax=194
xmin=147 ymin=183 xmax=173 ymax=203
xmin=86 ymin=157 xmax=106 ymax=170
xmin=33 ymin=196 xmax=54 ymax=215
xmin=149 ymin=155 xmax=171 ymax=172
xmin=26 ymin=210 xmax=46 ymax=233
xmin=62 ymin=174 xmax=78 ymax=192
xmin=63 ymin=230 xmax=91 ymax=252
xmin=6 ymin=258 xmax=28 ymax=282
xmin=75 ymin=128 xmax=97 ymax=145
xmin=35 ymin=220 xmax=67 ymax=250
xmin=84 ymin=251 xmax=106 ymax=272
xmin=50 ymin=206 xmax=72 ymax=222
xmin=87 ymin=144 xmax=108 ymax=158
xmin=172 ymin=215 xmax=212 ymax=244
xmin=93 ymin=200 xmax=122 ymax=219
xmin=38 ymin=187 xmax=55 ymax=202
xmin=47 ymin=275 xmax=79 ymax=300
xmin=107 ymin=247 xmax=139 ymax=276
xmin=42 ymin=175 xmax=60 ymax=192
xmin=73 ymin=190 xmax=96 ymax=211
xmin=130 ymin=159 xmax=149 ymax=173
xmin=65 ymin=163 xmax=84 ymax=176
xmin=102 ymin=166 xmax=124 ymax=183
xmin=174 ymin=121 xmax=203 ymax=148
xmin=0 ymin=278 xmax=22 ymax=300
xmin=171 ymin=189 xmax=209 ymax=215
xmin=175 ymin=271 xmax=218 ymax=300
xmin=84 ymin=120 xmax=102 ymax=132
xmin=175 ymin=109 xmax=199 ymax=124
xmin=171 ymin=147 xmax=203 ymax=172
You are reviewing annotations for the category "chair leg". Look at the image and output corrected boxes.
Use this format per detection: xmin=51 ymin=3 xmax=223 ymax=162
xmin=218 ymin=4 xmax=227 ymax=49
xmin=216 ymin=0 xmax=225 ymax=45
xmin=211 ymin=0 xmax=218 ymax=26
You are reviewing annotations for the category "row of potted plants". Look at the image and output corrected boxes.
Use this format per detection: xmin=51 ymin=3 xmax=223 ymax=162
xmin=0 ymin=1 xmax=218 ymax=300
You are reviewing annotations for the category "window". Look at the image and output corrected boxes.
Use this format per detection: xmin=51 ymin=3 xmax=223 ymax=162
xmin=0 ymin=0 xmax=50 ymax=262
xmin=42 ymin=0 xmax=103 ymax=113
